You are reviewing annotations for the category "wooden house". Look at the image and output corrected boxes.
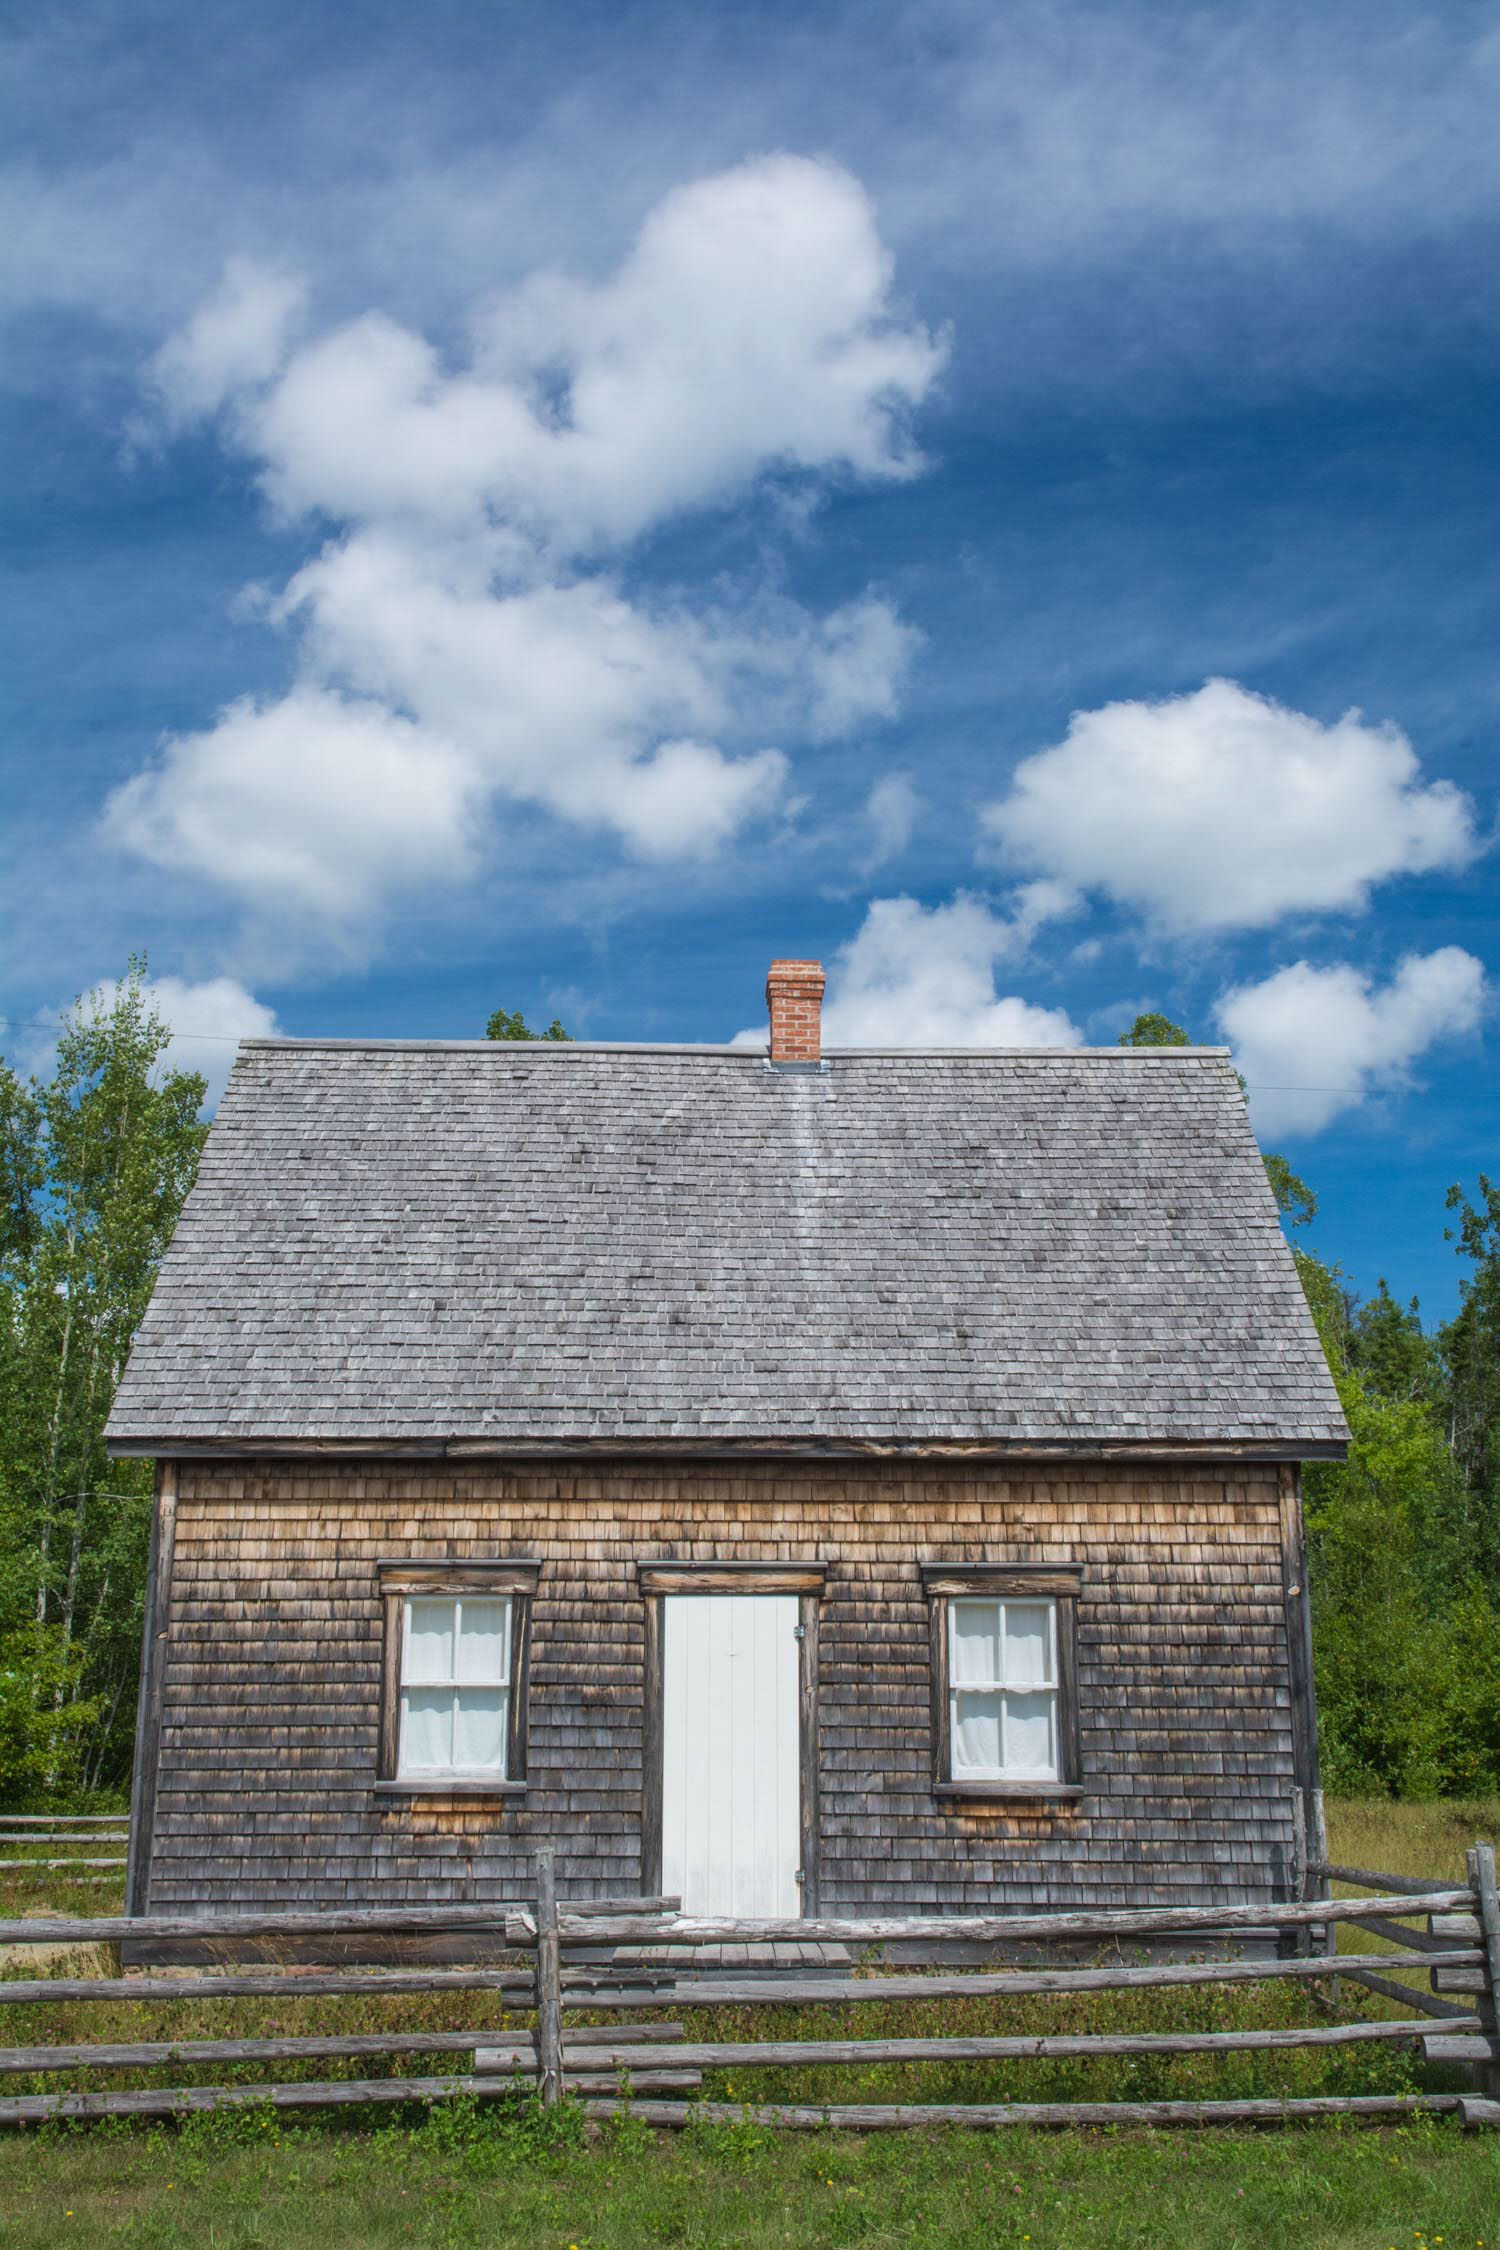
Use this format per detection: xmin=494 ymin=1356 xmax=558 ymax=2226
xmin=107 ymin=960 xmax=1347 ymax=1925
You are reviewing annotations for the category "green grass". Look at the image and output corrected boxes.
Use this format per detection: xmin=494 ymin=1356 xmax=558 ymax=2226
xmin=0 ymin=2102 xmax=1495 ymax=2248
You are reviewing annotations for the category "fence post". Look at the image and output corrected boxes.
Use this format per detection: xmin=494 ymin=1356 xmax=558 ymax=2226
xmin=534 ymin=1846 xmax=564 ymax=2107
xmin=1468 ymin=1842 xmax=1500 ymax=2098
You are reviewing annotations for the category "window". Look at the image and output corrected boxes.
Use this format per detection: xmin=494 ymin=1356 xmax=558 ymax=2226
xmin=921 ymin=1563 xmax=1083 ymax=1799
xmin=400 ymin=1595 xmax=511 ymax=1777
xmin=949 ymin=1596 xmax=1060 ymax=1781
xmin=376 ymin=1561 xmax=539 ymax=1793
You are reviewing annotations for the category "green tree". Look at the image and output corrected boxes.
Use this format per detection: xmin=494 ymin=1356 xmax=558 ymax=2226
xmin=1262 ymin=1152 xmax=1317 ymax=1231
xmin=0 ymin=959 xmax=208 ymax=1799
xmin=1297 ymin=1234 xmax=1499 ymax=1797
xmin=1349 ymin=1279 xmax=1442 ymax=1407
xmin=485 ymin=1007 xmax=571 ymax=1042
xmin=1117 ymin=1011 xmax=1189 ymax=1048
xmin=1440 ymin=1176 xmax=1500 ymax=1528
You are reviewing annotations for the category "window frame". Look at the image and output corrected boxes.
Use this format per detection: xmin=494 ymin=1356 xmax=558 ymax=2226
xmin=920 ymin=1562 xmax=1083 ymax=1801
xmin=375 ymin=1560 xmax=540 ymax=1795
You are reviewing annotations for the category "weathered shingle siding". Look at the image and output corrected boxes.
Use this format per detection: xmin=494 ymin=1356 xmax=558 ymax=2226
xmin=145 ymin=1458 xmax=1299 ymax=1915
xmin=108 ymin=1043 xmax=1345 ymax=1449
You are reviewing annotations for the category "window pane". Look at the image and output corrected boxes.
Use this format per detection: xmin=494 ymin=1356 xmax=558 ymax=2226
xmin=1004 ymin=1690 xmax=1057 ymax=1776
xmin=456 ymin=1598 xmax=509 ymax=1683
xmin=1002 ymin=1602 xmax=1053 ymax=1686
xmin=950 ymin=1600 xmax=1001 ymax=1684
xmin=405 ymin=1598 xmax=455 ymax=1684
xmin=453 ymin=1688 xmax=507 ymax=1771
xmin=952 ymin=1689 xmax=1003 ymax=1772
xmin=400 ymin=1687 xmax=453 ymax=1770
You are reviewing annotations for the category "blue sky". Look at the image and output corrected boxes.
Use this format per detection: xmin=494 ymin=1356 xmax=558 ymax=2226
xmin=3 ymin=0 xmax=1495 ymax=1319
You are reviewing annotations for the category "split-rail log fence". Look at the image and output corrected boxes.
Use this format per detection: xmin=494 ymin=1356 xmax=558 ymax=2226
xmin=0 ymin=1815 xmax=130 ymax=1885
xmin=0 ymin=1842 xmax=1494 ymax=2130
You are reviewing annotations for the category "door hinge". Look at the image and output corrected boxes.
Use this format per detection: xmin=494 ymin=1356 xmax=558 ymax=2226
xmin=794 ymin=1868 xmax=806 ymax=1884
xmin=793 ymin=1624 xmax=807 ymax=1641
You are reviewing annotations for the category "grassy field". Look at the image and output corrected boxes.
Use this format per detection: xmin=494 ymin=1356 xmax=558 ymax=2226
xmin=0 ymin=2103 xmax=1495 ymax=2248
xmin=0 ymin=1798 xmax=1494 ymax=2246
xmin=1325 ymin=1799 xmax=1500 ymax=1884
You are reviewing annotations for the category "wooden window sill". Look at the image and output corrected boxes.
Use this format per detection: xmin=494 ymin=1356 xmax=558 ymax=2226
xmin=934 ymin=1781 xmax=1083 ymax=1803
xmin=374 ymin=1778 xmax=526 ymax=1797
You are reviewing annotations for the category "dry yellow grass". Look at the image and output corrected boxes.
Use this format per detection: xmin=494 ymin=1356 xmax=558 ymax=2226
xmin=1324 ymin=1796 xmax=1500 ymax=1883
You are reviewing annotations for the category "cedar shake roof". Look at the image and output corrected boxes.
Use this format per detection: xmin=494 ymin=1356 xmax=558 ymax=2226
xmin=105 ymin=1039 xmax=1348 ymax=1457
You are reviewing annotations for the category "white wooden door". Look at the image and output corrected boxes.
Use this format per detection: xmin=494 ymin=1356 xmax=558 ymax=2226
xmin=660 ymin=1594 xmax=801 ymax=1917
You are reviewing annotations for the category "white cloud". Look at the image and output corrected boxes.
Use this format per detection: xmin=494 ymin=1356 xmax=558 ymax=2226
xmin=181 ymin=155 xmax=943 ymax=555
xmin=862 ymin=773 xmax=919 ymax=870
xmin=982 ymin=678 xmax=1478 ymax=932
xmin=150 ymin=258 xmax=306 ymax=427
xmin=106 ymin=157 xmax=936 ymax=944
xmin=823 ymin=894 xmax=1083 ymax=1046
xmin=805 ymin=601 xmax=920 ymax=741
xmin=29 ymin=972 xmax=282 ymax=1111
xmin=104 ymin=687 xmax=484 ymax=924
xmin=1218 ymin=948 xmax=1488 ymax=1137
xmin=588 ymin=737 xmax=788 ymax=860
xmin=136 ymin=973 xmax=283 ymax=1107
xmin=735 ymin=891 xmax=1082 ymax=1048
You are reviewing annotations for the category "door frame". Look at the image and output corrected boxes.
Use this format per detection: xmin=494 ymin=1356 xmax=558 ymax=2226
xmin=638 ymin=1561 xmax=826 ymax=1915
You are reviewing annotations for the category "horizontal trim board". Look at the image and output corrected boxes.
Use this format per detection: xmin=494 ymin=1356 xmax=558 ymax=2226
xmin=110 ymin=1437 xmax=1350 ymax=1462
xmin=637 ymin=1562 xmax=827 ymax=1593
xmin=920 ymin=1564 xmax=1084 ymax=1595
xmin=375 ymin=1561 xmax=542 ymax=1593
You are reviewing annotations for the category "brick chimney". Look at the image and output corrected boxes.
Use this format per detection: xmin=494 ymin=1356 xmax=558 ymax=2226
xmin=765 ymin=958 xmax=826 ymax=1064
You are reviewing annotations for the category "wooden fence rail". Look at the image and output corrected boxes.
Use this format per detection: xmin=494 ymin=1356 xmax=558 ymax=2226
xmin=0 ymin=1850 xmax=1493 ymax=2131
xmin=513 ymin=1890 xmax=1479 ymax=1946
xmin=0 ymin=1820 xmax=130 ymax=1879
xmin=0 ymin=1816 xmax=131 ymax=1826
xmin=0 ymin=1859 xmax=128 ymax=1872
xmin=1309 ymin=1862 xmax=1456 ymax=1897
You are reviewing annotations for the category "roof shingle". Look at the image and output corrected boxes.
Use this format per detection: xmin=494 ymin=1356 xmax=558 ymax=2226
xmin=105 ymin=1040 xmax=1347 ymax=1452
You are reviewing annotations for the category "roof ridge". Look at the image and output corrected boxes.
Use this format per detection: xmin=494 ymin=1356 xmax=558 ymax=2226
xmin=238 ymin=1038 xmax=1235 ymax=1058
